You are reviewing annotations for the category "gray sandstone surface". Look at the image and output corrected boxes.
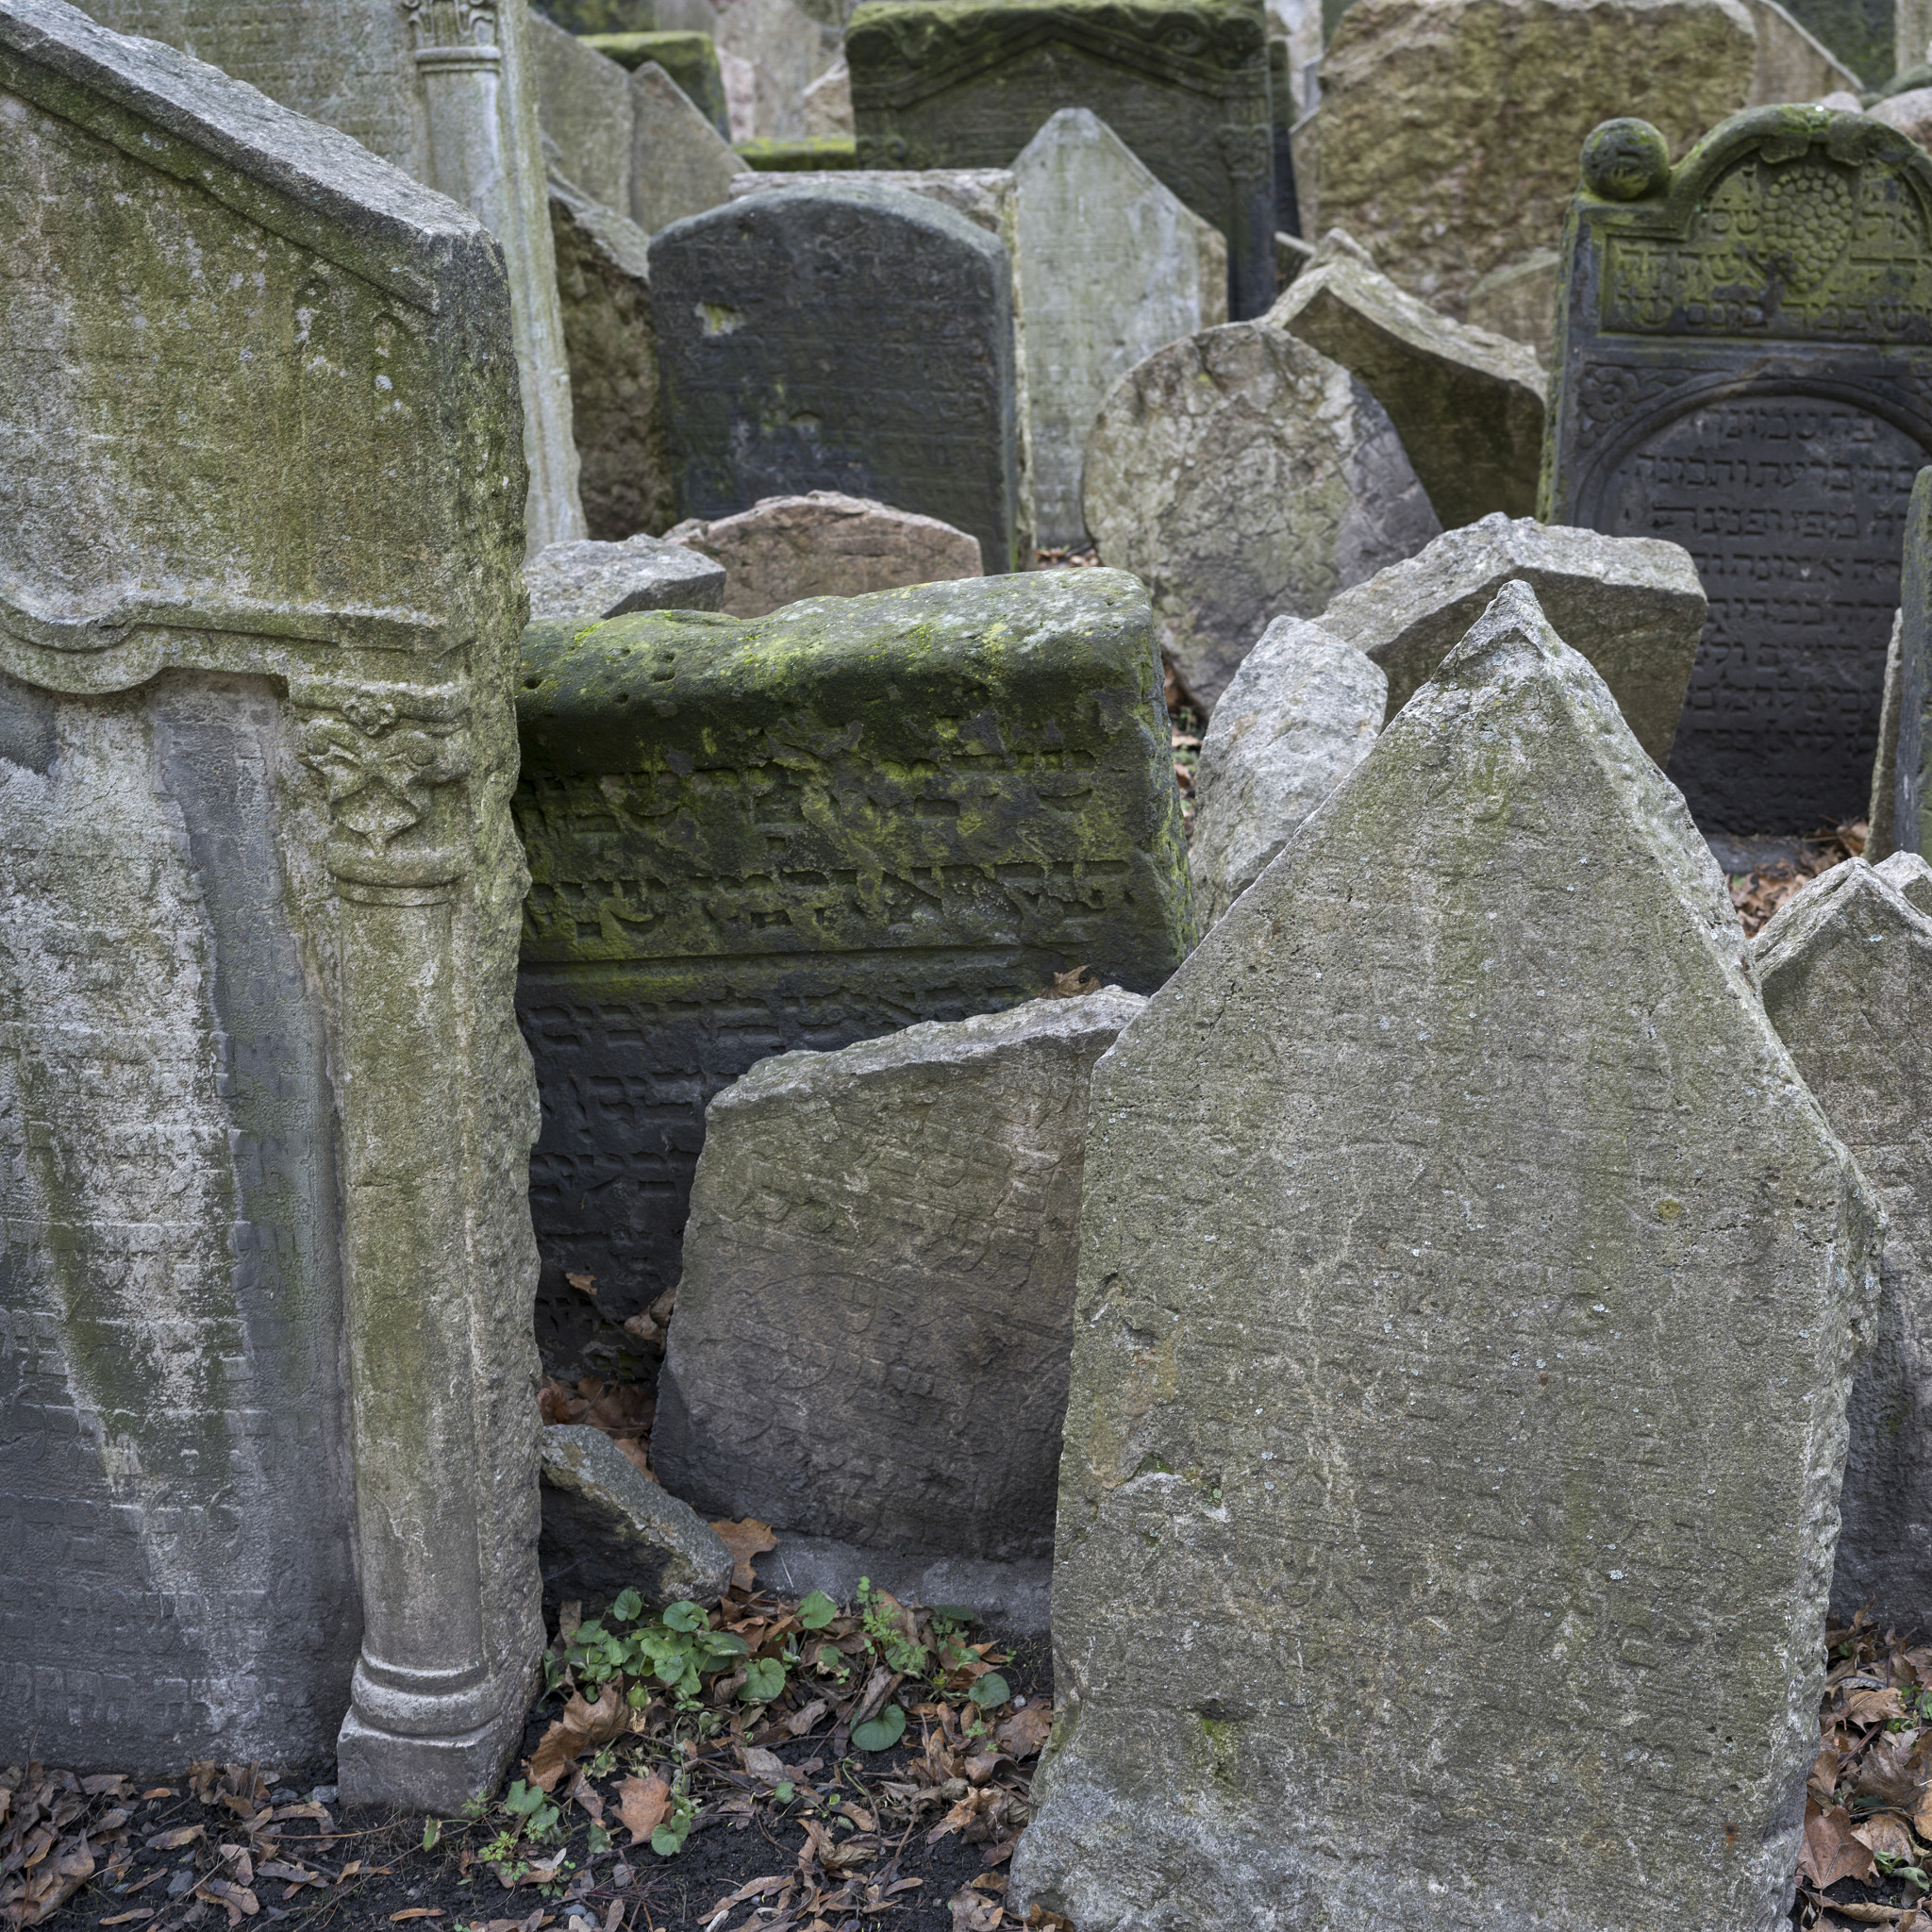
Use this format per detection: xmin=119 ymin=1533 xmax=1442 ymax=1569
xmin=526 ymin=533 xmax=725 ymax=623
xmin=629 ymin=58 xmax=740 ymax=236
xmin=1870 ymin=611 xmax=1905 ymax=860
xmin=1466 ymin=247 xmax=1561 ymax=364
xmin=1320 ymin=513 xmax=1707 ymax=762
xmin=1188 ymin=615 xmax=1386 ymax=925
xmin=1011 ymin=581 xmax=1880 ymax=1932
xmin=530 ymin=8 xmax=634 ymax=212
xmin=654 ymin=991 xmax=1145 ymax=1563
xmin=715 ymin=0 xmax=833 ymax=140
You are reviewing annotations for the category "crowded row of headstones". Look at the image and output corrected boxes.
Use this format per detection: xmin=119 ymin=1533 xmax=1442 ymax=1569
xmin=8 ymin=0 xmax=1932 ymax=1924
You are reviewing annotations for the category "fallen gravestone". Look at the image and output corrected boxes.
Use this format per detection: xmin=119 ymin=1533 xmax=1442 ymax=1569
xmin=83 ymin=0 xmax=584 ymax=550
xmin=1466 ymin=247 xmax=1561 ymax=363
xmin=548 ymin=178 xmax=675 ymax=541
xmin=1542 ymin=107 xmax=1932 ymax=833
xmin=1083 ymin=321 xmax=1439 ymax=709
xmin=586 ymin=27 xmax=734 ymax=137
xmin=1187 ymin=615 xmax=1386 ymax=924
xmin=1318 ymin=514 xmax=1707 ymax=761
xmin=664 ymin=491 xmax=980 ymax=616
xmin=539 ymin=1425 xmax=735 ymax=1613
xmin=1757 ymin=855 xmax=1932 ymax=1637
xmin=655 ymin=989 xmax=1145 ymax=1564
xmin=846 ymin=0 xmax=1277 ymax=319
xmin=530 ymin=8 xmax=634 ymax=211
xmin=1316 ymin=0 xmax=1755 ymax=317
xmin=1009 ymin=580 xmax=1880 ymax=1931
xmin=629 ymin=58 xmax=741 ymax=233
xmin=650 ymin=182 xmax=1022 ymax=571
xmin=0 ymin=0 xmax=541 ymax=1805
xmin=1268 ymin=242 xmax=1546 ymax=527
xmin=715 ymin=0 xmax=833 ymax=139
xmin=1891 ymin=468 xmax=1932 ymax=857
xmin=1013 ymin=108 xmax=1229 ymax=549
xmin=527 ymin=533 xmax=726 ymax=622
xmin=512 ymin=571 xmax=1191 ymax=1356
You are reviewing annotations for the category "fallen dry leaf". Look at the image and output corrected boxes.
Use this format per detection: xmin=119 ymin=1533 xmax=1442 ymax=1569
xmin=1802 ymin=1802 xmax=1878 ymax=1890
xmin=565 ymin=1273 xmax=596 ymax=1297
xmin=740 ymin=1748 xmax=788 ymax=1785
xmin=1847 ymin=1688 xmax=1909 ymax=1728
xmin=995 ymin=1705 xmax=1052 ymax=1761
xmin=1831 ymin=1907 xmax=1915 ymax=1924
xmin=1855 ymin=1812 xmax=1918 ymax=1862
xmin=526 ymin=1681 xmax=627 ymax=1792
xmin=711 ymin=1517 xmax=778 ymax=1592
xmin=616 ymin=1773 xmax=670 ymax=1847
xmin=950 ymin=1886 xmax=1004 ymax=1931
xmin=1043 ymin=965 xmax=1098 ymax=999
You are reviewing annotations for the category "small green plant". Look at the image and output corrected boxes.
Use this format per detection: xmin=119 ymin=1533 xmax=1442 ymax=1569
xmin=851 ymin=1703 xmax=908 ymax=1752
xmin=798 ymin=1590 xmax=839 ymax=1630
xmin=421 ymin=1818 xmax=441 ymax=1852
xmin=742 ymin=1656 xmax=786 ymax=1702
xmin=547 ymin=1591 xmax=753 ymax=1710
xmin=1877 ymin=1852 xmax=1932 ymax=1892
xmin=858 ymin=1577 xmax=929 ymax=1676
xmin=650 ymin=1769 xmax=697 ymax=1857
xmin=502 ymin=1779 xmax=561 ymax=1846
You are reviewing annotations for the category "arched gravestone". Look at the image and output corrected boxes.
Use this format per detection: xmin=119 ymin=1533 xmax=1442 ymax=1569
xmin=1542 ymin=107 xmax=1932 ymax=835
xmin=650 ymin=182 xmax=1022 ymax=573
xmin=0 ymin=0 xmax=541 ymax=1805
xmin=845 ymin=0 xmax=1275 ymax=321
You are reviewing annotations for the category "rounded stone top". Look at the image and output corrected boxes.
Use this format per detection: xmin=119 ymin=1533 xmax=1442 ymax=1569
xmin=1580 ymin=118 xmax=1671 ymax=201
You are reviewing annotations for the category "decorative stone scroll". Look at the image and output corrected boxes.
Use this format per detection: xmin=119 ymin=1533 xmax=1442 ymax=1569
xmin=0 ymin=0 xmax=541 ymax=1806
xmin=844 ymin=0 xmax=1276 ymax=320
xmin=1542 ymin=106 xmax=1932 ymax=833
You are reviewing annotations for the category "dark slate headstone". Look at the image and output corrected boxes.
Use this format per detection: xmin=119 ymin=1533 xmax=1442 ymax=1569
xmin=650 ymin=182 xmax=1021 ymax=572
xmin=1542 ymin=107 xmax=1932 ymax=835
xmin=511 ymin=571 xmax=1193 ymax=1364
xmin=846 ymin=0 xmax=1275 ymax=320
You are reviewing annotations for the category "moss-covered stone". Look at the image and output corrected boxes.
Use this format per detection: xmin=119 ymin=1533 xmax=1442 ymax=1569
xmin=586 ymin=29 xmax=732 ymax=135
xmin=733 ymin=132 xmax=860 ymax=166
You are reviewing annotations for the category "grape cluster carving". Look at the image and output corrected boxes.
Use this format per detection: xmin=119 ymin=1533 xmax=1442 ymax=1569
xmin=1752 ymin=160 xmax=1857 ymax=293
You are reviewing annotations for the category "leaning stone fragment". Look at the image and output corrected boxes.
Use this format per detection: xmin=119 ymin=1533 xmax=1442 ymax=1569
xmin=1319 ymin=512 xmax=1705 ymax=761
xmin=1869 ymin=612 xmax=1906 ymax=862
xmin=528 ymin=533 xmax=725 ymax=623
xmin=1011 ymin=580 xmax=1879 ymax=1932
xmin=1188 ymin=615 xmax=1385 ymax=926
xmin=627 ymin=58 xmax=740 ymax=233
xmin=1466 ymin=247 xmax=1561 ymax=362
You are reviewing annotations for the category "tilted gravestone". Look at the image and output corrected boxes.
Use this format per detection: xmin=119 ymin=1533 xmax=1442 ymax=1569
xmin=529 ymin=7 xmax=633 ymax=211
xmin=846 ymin=0 xmax=1276 ymax=320
xmin=1757 ymin=853 xmax=1932 ymax=1635
xmin=0 ymin=0 xmax=541 ymax=1804
xmin=511 ymin=571 xmax=1192 ymax=1359
xmin=715 ymin=0 xmax=832 ymax=140
xmin=655 ymin=989 xmax=1145 ymax=1563
xmin=1010 ymin=580 xmax=1880 ymax=1930
xmin=629 ymin=58 xmax=740 ymax=233
xmin=79 ymin=0 xmax=586 ymax=552
xmin=1013 ymin=108 xmax=1228 ymax=550
xmin=1889 ymin=466 xmax=1932 ymax=857
xmin=1542 ymin=107 xmax=1932 ymax=834
xmin=586 ymin=28 xmax=733 ymax=140
xmin=651 ymin=182 xmax=1021 ymax=571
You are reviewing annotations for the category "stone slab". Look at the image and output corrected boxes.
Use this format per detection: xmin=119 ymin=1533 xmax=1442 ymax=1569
xmin=716 ymin=0 xmax=832 ymax=139
xmin=587 ymin=27 xmax=733 ymax=137
xmin=1009 ymin=579 xmax=1880 ymax=1931
xmin=656 ymin=989 xmax=1144 ymax=1562
xmin=527 ymin=533 xmax=726 ymax=623
xmin=1891 ymin=458 xmax=1932 ymax=859
xmin=1465 ymin=247 xmax=1560 ymax=365
xmin=1743 ymin=0 xmax=1863 ymax=102
xmin=544 ymin=0 xmax=722 ymax=30
xmin=628 ymin=57 xmax=741 ymax=233
xmin=1870 ymin=608 xmax=1906 ymax=859
xmin=1083 ymin=320 xmax=1439 ymax=709
xmin=804 ymin=52 xmax=850 ymax=134
xmin=758 ymin=1536 xmax=1053 ymax=1634
xmin=1318 ymin=514 xmax=1707 ymax=762
xmin=530 ymin=8 xmax=635 ymax=211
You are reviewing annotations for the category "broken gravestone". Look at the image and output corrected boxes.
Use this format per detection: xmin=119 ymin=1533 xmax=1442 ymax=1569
xmin=0 ymin=0 xmax=542 ymax=1805
xmin=1010 ymin=580 xmax=1880 ymax=1930
xmin=1318 ymin=514 xmax=1707 ymax=761
xmin=664 ymin=491 xmax=980 ymax=616
xmin=1757 ymin=854 xmax=1932 ymax=1636
xmin=651 ymin=182 xmax=1021 ymax=571
xmin=587 ymin=28 xmax=733 ymax=138
xmin=628 ymin=57 xmax=741 ymax=232
xmin=656 ymin=990 xmax=1144 ymax=1563
xmin=512 ymin=570 xmax=1192 ymax=1357
xmin=527 ymin=533 xmax=725 ymax=622
xmin=1187 ymin=615 xmax=1386 ymax=924
xmin=1082 ymin=321 xmax=1439 ymax=709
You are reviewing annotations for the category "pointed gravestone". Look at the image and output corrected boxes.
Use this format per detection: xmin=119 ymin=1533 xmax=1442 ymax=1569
xmin=1011 ymin=581 xmax=1879 ymax=1930
xmin=1890 ymin=467 xmax=1932 ymax=860
xmin=1757 ymin=853 xmax=1932 ymax=1634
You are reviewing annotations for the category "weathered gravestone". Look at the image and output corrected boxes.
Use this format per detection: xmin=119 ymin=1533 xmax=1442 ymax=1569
xmin=1757 ymin=853 xmax=1932 ymax=1636
xmin=530 ymin=7 xmax=633 ymax=211
xmin=655 ymin=989 xmax=1145 ymax=1563
xmin=585 ymin=28 xmax=732 ymax=140
xmin=629 ymin=57 xmax=740 ymax=232
xmin=1741 ymin=0 xmax=1862 ymax=102
xmin=543 ymin=0 xmax=722 ymax=31
xmin=1542 ymin=107 xmax=1932 ymax=833
xmin=651 ymin=182 xmax=1021 ymax=571
xmin=1187 ymin=614 xmax=1385 ymax=924
xmin=1466 ymin=246 xmax=1561 ymax=363
xmin=1318 ymin=513 xmax=1707 ymax=760
xmin=1870 ymin=610 xmax=1906 ymax=857
xmin=527 ymin=532 xmax=725 ymax=621
xmin=1082 ymin=321 xmax=1439 ymax=709
xmin=1009 ymin=579 xmax=1880 ymax=1931
xmin=1013 ymin=108 xmax=1228 ymax=549
xmin=1889 ymin=466 xmax=1932 ymax=857
xmin=845 ymin=0 xmax=1277 ymax=320
xmin=0 ymin=0 xmax=541 ymax=1803
xmin=79 ymin=0 xmax=585 ymax=551
xmin=511 ymin=571 xmax=1192 ymax=1359
xmin=715 ymin=0 xmax=831 ymax=140
xmin=804 ymin=51 xmax=849 ymax=134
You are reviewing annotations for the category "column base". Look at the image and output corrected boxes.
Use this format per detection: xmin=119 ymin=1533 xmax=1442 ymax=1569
xmin=336 ymin=1692 xmax=526 ymax=1813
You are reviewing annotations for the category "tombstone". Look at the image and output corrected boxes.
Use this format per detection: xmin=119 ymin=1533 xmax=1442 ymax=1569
xmin=79 ymin=0 xmax=585 ymax=551
xmin=629 ymin=58 xmax=740 ymax=231
xmin=663 ymin=491 xmax=981 ymax=616
xmin=655 ymin=990 xmax=1145 ymax=1563
xmin=1082 ymin=321 xmax=1439 ymax=709
xmin=1188 ymin=615 xmax=1385 ymax=924
xmin=1757 ymin=855 xmax=1932 ymax=1637
xmin=650 ymin=183 xmax=1022 ymax=571
xmin=1267 ymin=39 xmax=1304 ymax=238
xmin=1317 ymin=0 xmax=1754 ymax=317
xmin=0 ymin=0 xmax=541 ymax=1804
xmin=1742 ymin=0 xmax=1863 ymax=100
xmin=1774 ymin=0 xmax=1891 ymax=83
xmin=1013 ymin=108 xmax=1229 ymax=550
xmin=1874 ymin=83 xmax=1932 ymax=147
xmin=1870 ymin=610 xmax=1907 ymax=857
xmin=1267 ymin=242 xmax=1546 ymax=527
xmin=1542 ymin=107 xmax=1932 ymax=833
xmin=846 ymin=0 xmax=1277 ymax=320
xmin=1319 ymin=514 xmax=1707 ymax=759
xmin=530 ymin=8 xmax=634 ymax=211
xmin=527 ymin=533 xmax=725 ymax=621
xmin=715 ymin=0 xmax=832 ymax=139
xmin=1890 ymin=467 xmax=1932 ymax=857
xmin=804 ymin=52 xmax=851 ymax=135
xmin=586 ymin=27 xmax=733 ymax=137
xmin=511 ymin=570 xmax=1192 ymax=1360
xmin=1008 ymin=581 xmax=1880 ymax=1931
xmin=1466 ymin=246 xmax=1561 ymax=363
xmin=542 ymin=0 xmax=722 ymax=29
xmin=549 ymin=179 xmax=676 ymax=541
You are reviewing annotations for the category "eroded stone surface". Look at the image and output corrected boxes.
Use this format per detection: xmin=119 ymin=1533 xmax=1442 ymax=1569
xmin=716 ymin=0 xmax=833 ymax=138
xmin=527 ymin=532 xmax=725 ymax=622
xmin=530 ymin=8 xmax=634 ymax=210
xmin=655 ymin=991 xmax=1145 ymax=1561
xmin=804 ymin=52 xmax=851 ymax=133
xmin=1466 ymin=247 xmax=1560 ymax=364
xmin=1082 ymin=321 xmax=1438 ymax=709
xmin=1010 ymin=581 xmax=1879 ymax=1931
xmin=1188 ymin=615 xmax=1385 ymax=924
xmin=629 ymin=57 xmax=740 ymax=233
